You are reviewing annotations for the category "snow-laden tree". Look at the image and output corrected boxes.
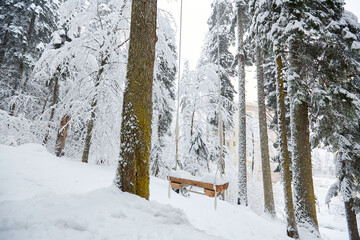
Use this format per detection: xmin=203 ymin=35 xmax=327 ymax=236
xmin=178 ymin=62 xmax=218 ymax=175
xmin=246 ymin=0 xmax=276 ymax=216
xmin=254 ymin=0 xmax=360 ymax=236
xmin=33 ymin=0 xmax=131 ymax=163
xmin=256 ymin=0 xmax=344 ymax=234
xmin=0 ymin=0 xmax=59 ymax=116
xmin=248 ymin=0 xmax=297 ymax=236
xmin=310 ymin=8 xmax=360 ymax=240
xmin=200 ymin=0 xmax=236 ymax=132
xmin=234 ymin=0 xmax=249 ymax=207
xmin=150 ymin=10 xmax=177 ymax=178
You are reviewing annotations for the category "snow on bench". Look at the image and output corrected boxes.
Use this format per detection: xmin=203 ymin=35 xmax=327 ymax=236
xmin=168 ymin=170 xmax=229 ymax=197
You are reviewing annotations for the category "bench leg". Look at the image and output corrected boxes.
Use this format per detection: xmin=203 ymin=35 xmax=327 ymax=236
xmin=168 ymin=181 xmax=171 ymax=199
xmin=214 ymin=190 xmax=217 ymax=210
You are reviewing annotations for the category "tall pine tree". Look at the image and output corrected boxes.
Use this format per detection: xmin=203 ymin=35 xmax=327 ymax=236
xmin=115 ymin=0 xmax=158 ymax=199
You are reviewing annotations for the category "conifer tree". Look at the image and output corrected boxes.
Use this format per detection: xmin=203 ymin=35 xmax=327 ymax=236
xmin=115 ymin=0 xmax=158 ymax=199
xmin=278 ymin=0 xmax=359 ymax=235
xmin=255 ymin=45 xmax=275 ymax=216
xmin=236 ymin=0 xmax=248 ymax=206
xmin=0 ymin=0 xmax=59 ymax=116
xmin=276 ymin=53 xmax=299 ymax=239
xmin=310 ymin=5 xmax=360 ymax=239
xmin=249 ymin=1 xmax=297 ymax=235
xmin=274 ymin=1 xmax=327 ymax=234
xmin=200 ymin=0 xmax=236 ymax=132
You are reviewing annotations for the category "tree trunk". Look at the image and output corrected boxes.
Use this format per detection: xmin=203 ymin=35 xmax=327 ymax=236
xmin=345 ymin=198 xmax=360 ymax=240
xmin=256 ymin=46 xmax=275 ymax=216
xmin=55 ymin=114 xmax=70 ymax=157
xmin=9 ymin=62 xmax=22 ymax=116
xmin=81 ymin=57 xmax=106 ymax=163
xmin=250 ymin=129 xmax=255 ymax=172
xmin=291 ymin=101 xmax=318 ymax=231
xmin=289 ymin=43 xmax=319 ymax=235
xmin=41 ymin=92 xmax=51 ymax=115
xmin=152 ymin=114 xmax=161 ymax=177
xmin=237 ymin=3 xmax=247 ymax=206
xmin=43 ymin=73 xmax=59 ymax=145
xmin=115 ymin=0 xmax=157 ymax=200
xmin=190 ymin=111 xmax=195 ymax=137
xmin=81 ymin=100 xmax=97 ymax=163
xmin=276 ymin=54 xmax=299 ymax=238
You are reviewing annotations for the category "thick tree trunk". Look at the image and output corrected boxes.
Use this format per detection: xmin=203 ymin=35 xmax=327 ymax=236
xmin=237 ymin=3 xmax=247 ymax=206
xmin=289 ymin=43 xmax=319 ymax=235
xmin=256 ymin=46 xmax=275 ymax=216
xmin=276 ymin=55 xmax=299 ymax=238
xmin=55 ymin=115 xmax=70 ymax=157
xmin=115 ymin=0 xmax=157 ymax=200
xmin=291 ymin=101 xmax=318 ymax=232
xmin=345 ymin=198 xmax=360 ymax=240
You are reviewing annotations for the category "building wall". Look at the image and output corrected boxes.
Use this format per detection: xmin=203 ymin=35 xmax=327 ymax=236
xmin=225 ymin=102 xmax=277 ymax=172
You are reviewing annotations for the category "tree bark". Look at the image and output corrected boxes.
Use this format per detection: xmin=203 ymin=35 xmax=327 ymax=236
xmin=81 ymin=99 xmax=97 ymax=163
xmin=55 ymin=114 xmax=70 ymax=157
xmin=289 ymin=43 xmax=319 ymax=235
xmin=190 ymin=111 xmax=195 ymax=137
xmin=43 ymin=72 xmax=59 ymax=145
xmin=276 ymin=54 xmax=299 ymax=238
xmin=237 ymin=3 xmax=247 ymax=206
xmin=345 ymin=198 xmax=360 ymax=240
xmin=115 ymin=0 xmax=157 ymax=200
xmin=81 ymin=58 xmax=106 ymax=163
xmin=256 ymin=45 xmax=275 ymax=216
xmin=291 ymin=101 xmax=318 ymax=231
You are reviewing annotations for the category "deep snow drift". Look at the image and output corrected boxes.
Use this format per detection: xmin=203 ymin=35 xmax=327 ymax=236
xmin=0 ymin=144 xmax=350 ymax=239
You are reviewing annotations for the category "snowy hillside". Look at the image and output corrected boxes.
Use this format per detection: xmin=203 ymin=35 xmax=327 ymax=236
xmin=0 ymin=144 xmax=350 ymax=239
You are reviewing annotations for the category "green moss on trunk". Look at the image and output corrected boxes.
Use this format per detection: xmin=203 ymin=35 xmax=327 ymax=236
xmin=276 ymin=54 xmax=299 ymax=239
xmin=115 ymin=0 xmax=158 ymax=200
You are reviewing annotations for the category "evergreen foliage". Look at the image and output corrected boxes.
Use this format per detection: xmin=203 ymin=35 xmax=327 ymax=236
xmin=200 ymin=0 xmax=236 ymax=132
xmin=0 ymin=0 xmax=59 ymax=115
xmin=178 ymin=62 xmax=218 ymax=175
xmin=150 ymin=10 xmax=177 ymax=177
xmin=0 ymin=1 xmax=360 ymax=238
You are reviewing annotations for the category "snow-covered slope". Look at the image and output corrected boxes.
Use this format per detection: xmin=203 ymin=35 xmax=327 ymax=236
xmin=0 ymin=144 xmax=221 ymax=240
xmin=0 ymin=144 xmax=349 ymax=240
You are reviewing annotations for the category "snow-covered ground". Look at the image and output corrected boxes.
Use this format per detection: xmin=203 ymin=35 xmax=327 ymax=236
xmin=0 ymin=144 xmax=350 ymax=239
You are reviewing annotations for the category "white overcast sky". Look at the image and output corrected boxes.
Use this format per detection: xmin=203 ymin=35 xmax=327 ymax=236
xmin=158 ymin=0 xmax=360 ymax=103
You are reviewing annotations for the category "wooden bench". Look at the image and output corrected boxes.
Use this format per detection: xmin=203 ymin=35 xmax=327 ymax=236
xmin=169 ymin=176 xmax=229 ymax=198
